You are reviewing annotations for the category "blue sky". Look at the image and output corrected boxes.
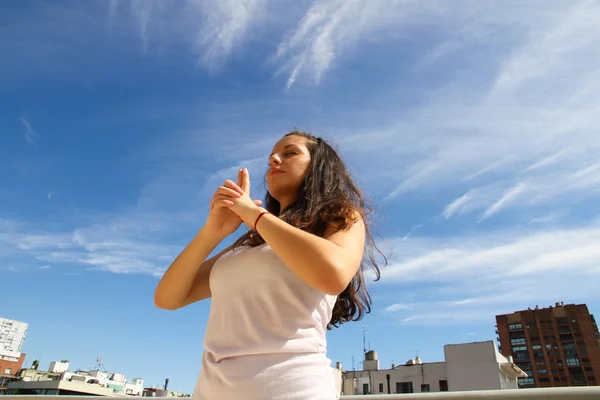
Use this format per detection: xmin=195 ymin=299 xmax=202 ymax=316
xmin=2 ymin=0 xmax=600 ymax=393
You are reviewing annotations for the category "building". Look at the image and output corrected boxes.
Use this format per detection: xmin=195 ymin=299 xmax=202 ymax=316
xmin=0 ymin=349 xmax=25 ymax=377
xmin=0 ymin=318 xmax=28 ymax=393
xmin=4 ymin=360 xmax=144 ymax=396
xmin=496 ymin=302 xmax=600 ymax=388
xmin=340 ymin=340 xmax=526 ymax=395
xmin=0 ymin=318 xmax=28 ymax=353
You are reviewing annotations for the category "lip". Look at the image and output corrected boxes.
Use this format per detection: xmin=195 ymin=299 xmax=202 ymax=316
xmin=268 ymin=169 xmax=284 ymax=176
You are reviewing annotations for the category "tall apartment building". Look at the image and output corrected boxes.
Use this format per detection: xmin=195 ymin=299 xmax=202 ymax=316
xmin=496 ymin=302 xmax=600 ymax=388
xmin=0 ymin=318 xmax=28 ymax=353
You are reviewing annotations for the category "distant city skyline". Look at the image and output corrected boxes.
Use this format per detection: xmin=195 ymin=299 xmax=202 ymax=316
xmin=2 ymin=0 xmax=600 ymax=394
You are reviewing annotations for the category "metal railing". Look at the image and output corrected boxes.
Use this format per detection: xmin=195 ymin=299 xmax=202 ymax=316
xmin=2 ymin=387 xmax=600 ymax=399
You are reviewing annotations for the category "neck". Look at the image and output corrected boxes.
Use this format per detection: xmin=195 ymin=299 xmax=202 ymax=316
xmin=277 ymin=195 xmax=296 ymax=212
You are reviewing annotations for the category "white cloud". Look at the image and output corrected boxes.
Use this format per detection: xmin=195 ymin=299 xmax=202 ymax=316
xmin=335 ymin=0 xmax=600 ymax=222
xmin=442 ymin=193 xmax=471 ymax=219
xmin=0 ymin=213 xmax=186 ymax=277
xmin=273 ymin=0 xmax=435 ymax=89
xmin=479 ymin=183 xmax=526 ymax=222
xmin=379 ymin=222 xmax=600 ymax=325
xmin=115 ymin=0 xmax=267 ymax=69
xmin=20 ymin=117 xmax=39 ymax=146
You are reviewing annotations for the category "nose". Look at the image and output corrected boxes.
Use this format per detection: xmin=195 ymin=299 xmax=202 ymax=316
xmin=269 ymin=154 xmax=281 ymax=167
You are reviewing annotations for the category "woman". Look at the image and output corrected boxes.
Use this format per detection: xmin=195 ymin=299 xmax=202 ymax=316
xmin=154 ymin=131 xmax=384 ymax=400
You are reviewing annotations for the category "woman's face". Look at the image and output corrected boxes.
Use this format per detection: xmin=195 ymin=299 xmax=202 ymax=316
xmin=266 ymin=135 xmax=312 ymax=204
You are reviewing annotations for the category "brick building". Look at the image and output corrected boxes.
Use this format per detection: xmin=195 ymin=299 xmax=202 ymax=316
xmin=496 ymin=302 xmax=600 ymax=388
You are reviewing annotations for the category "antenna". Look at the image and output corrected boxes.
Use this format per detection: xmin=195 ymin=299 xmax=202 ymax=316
xmin=351 ymin=356 xmax=355 ymax=371
xmin=361 ymin=325 xmax=368 ymax=354
xmin=94 ymin=353 xmax=106 ymax=372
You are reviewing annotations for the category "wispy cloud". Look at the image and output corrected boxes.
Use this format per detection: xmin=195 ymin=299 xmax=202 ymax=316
xmin=335 ymin=0 xmax=600 ymax=223
xmin=273 ymin=0 xmax=436 ymax=89
xmin=20 ymin=117 xmax=39 ymax=146
xmin=379 ymin=221 xmax=600 ymax=325
xmin=111 ymin=0 xmax=267 ymax=69
xmin=479 ymin=183 xmax=526 ymax=222
xmin=442 ymin=194 xmax=471 ymax=219
xmin=0 ymin=213 xmax=185 ymax=278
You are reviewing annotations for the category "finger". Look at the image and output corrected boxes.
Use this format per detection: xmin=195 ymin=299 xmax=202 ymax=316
xmin=241 ymin=168 xmax=250 ymax=193
xmin=211 ymin=195 xmax=235 ymax=209
xmin=237 ymin=168 xmax=242 ymax=189
xmin=253 ymin=199 xmax=263 ymax=206
xmin=223 ymin=180 xmax=244 ymax=195
xmin=216 ymin=186 xmax=242 ymax=198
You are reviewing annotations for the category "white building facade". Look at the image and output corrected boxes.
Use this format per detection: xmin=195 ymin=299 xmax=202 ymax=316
xmin=341 ymin=341 xmax=526 ymax=395
xmin=0 ymin=318 xmax=28 ymax=353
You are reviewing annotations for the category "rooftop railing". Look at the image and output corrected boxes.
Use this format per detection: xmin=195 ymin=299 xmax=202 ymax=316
xmin=3 ymin=387 xmax=600 ymax=399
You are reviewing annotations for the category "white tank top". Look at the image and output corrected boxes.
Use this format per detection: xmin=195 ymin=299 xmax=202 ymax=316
xmin=193 ymin=243 xmax=339 ymax=400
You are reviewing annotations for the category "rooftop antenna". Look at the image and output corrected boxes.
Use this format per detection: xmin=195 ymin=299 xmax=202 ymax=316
xmin=361 ymin=325 xmax=368 ymax=354
xmin=94 ymin=353 xmax=107 ymax=372
xmin=351 ymin=356 xmax=355 ymax=371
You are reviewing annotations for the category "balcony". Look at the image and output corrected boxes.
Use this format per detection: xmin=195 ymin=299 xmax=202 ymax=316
xmin=3 ymin=388 xmax=600 ymax=400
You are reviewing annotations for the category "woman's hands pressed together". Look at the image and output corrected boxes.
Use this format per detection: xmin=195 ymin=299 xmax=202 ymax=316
xmin=204 ymin=168 xmax=264 ymax=239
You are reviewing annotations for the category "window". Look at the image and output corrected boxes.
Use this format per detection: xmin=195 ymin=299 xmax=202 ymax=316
xmin=379 ymin=383 xmax=383 ymax=393
xmin=421 ymin=384 xmax=430 ymax=392
xmin=536 ymin=361 xmax=546 ymax=366
xmin=396 ymin=382 xmax=413 ymax=394
xmin=566 ymin=358 xmax=580 ymax=366
xmin=511 ymin=338 xmax=526 ymax=345
xmin=363 ymin=383 xmax=369 ymax=395
xmin=564 ymin=343 xmax=575 ymax=349
xmin=538 ymin=369 xmax=547 ymax=374
xmin=509 ymin=323 xmax=522 ymax=330
xmin=512 ymin=345 xmax=527 ymax=352
xmin=519 ymin=378 xmax=535 ymax=386
xmin=4 ymin=368 xmax=12 ymax=374
xmin=514 ymin=352 xmax=530 ymax=361
xmin=546 ymin=344 xmax=551 ymax=350
xmin=532 ymin=344 xmax=541 ymax=350
xmin=439 ymin=380 xmax=448 ymax=392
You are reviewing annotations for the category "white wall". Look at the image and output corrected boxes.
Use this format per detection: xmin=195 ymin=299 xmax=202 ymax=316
xmin=445 ymin=341 xmax=503 ymax=391
xmin=342 ymin=362 xmax=447 ymax=395
xmin=0 ymin=318 xmax=29 ymax=352
xmin=48 ymin=361 xmax=69 ymax=373
xmin=0 ymin=349 xmax=22 ymax=363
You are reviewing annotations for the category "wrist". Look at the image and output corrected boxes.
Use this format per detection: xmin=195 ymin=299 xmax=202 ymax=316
xmin=243 ymin=206 xmax=267 ymax=229
xmin=196 ymin=226 xmax=225 ymax=247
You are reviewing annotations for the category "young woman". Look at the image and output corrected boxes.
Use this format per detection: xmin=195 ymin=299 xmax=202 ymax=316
xmin=154 ymin=131 xmax=384 ymax=400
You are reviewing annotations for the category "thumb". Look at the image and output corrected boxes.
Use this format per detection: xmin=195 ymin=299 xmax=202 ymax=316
xmin=253 ymin=199 xmax=263 ymax=206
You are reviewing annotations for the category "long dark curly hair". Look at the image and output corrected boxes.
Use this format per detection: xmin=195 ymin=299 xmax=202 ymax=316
xmin=233 ymin=130 xmax=387 ymax=329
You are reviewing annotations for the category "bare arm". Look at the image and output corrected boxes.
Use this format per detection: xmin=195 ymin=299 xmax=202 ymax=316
xmin=248 ymin=209 xmax=365 ymax=295
xmin=154 ymin=228 xmax=230 ymax=310
xmin=155 ymin=171 xmax=260 ymax=310
xmin=230 ymin=169 xmax=366 ymax=296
